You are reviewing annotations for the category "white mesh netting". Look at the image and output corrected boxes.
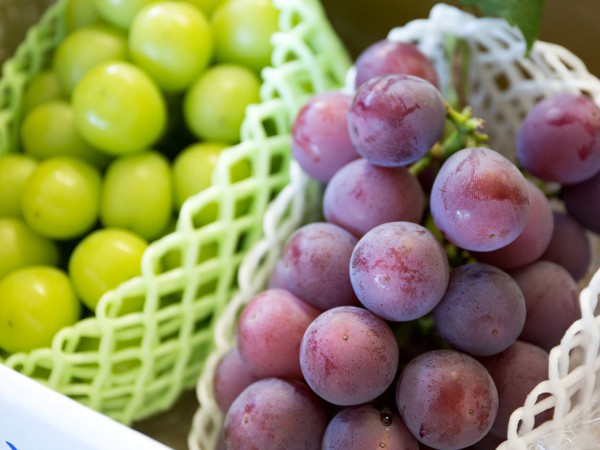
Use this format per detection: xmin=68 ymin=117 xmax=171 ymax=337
xmin=189 ymin=4 xmax=600 ymax=449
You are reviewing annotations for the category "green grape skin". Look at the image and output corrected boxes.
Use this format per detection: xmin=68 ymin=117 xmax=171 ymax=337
xmin=0 ymin=153 xmax=38 ymax=218
xmin=20 ymin=100 xmax=111 ymax=168
xmin=0 ymin=266 xmax=81 ymax=353
xmin=0 ymin=218 xmax=60 ymax=280
xmin=65 ymin=0 xmax=102 ymax=31
xmin=179 ymin=0 xmax=222 ymax=16
xmin=21 ymin=156 xmax=102 ymax=240
xmin=72 ymin=61 xmax=167 ymax=155
xmin=22 ymin=70 xmax=63 ymax=114
xmin=100 ymin=150 xmax=173 ymax=240
xmin=183 ymin=63 xmax=261 ymax=143
xmin=128 ymin=1 xmax=213 ymax=92
xmin=92 ymin=0 xmax=158 ymax=30
xmin=211 ymin=0 xmax=279 ymax=72
xmin=68 ymin=227 xmax=148 ymax=311
xmin=52 ymin=23 xmax=128 ymax=97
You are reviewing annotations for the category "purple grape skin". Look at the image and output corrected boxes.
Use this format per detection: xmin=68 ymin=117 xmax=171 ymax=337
xmin=478 ymin=341 xmax=550 ymax=438
xmin=267 ymin=257 xmax=286 ymax=289
xmin=213 ymin=347 xmax=260 ymax=413
xmin=563 ymin=169 xmax=600 ymax=234
xmin=432 ymin=263 xmax=526 ymax=357
xmin=354 ymin=39 xmax=439 ymax=89
xmin=471 ymin=180 xmax=554 ymax=270
xmin=347 ymin=74 xmax=446 ymax=167
xmin=517 ymin=92 xmax=600 ymax=184
xmin=280 ymin=222 xmax=359 ymax=311
xmin=291 ymin=90 xmax=360 ymax=183
xmin=430 ymin=147 xmax=531 ymax=252
xmin=349 ymin=221 xmax=449 ymax=322
xmin=541 ymin=211 xmax=592 ymax=281
xmin=323 ymin=158 xmax=425 ymax=238
xmin=223 ymin=378 xmax=329 ymax=450
xmin=396 ymin=349 xmax=499 ymax=450
xmin=236 ymin=289 xmax=321 ymax=379
xmin=510 ymin=260 xmax=580 ymax=352
xmin=322 ymin=403 xmax=419 ymax=450
xmin=299 ymin=306 xmax=400 ymax=406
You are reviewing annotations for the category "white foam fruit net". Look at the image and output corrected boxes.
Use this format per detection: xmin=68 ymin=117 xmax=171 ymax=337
xmin=189 ymin=4 xmax=600 ymax=450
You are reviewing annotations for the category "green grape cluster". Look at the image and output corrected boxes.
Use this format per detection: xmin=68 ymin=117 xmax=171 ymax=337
xmin=0 ymin=0 xmax=279 ymax=355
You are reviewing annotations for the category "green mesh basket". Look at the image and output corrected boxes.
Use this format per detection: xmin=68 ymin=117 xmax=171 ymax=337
xmin=0 ymin=0 xmax=351 ymax=424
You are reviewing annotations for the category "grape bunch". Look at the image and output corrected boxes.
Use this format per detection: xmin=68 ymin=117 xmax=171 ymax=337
xmin=212 ymin=38 xmax=599 ymax=449
xmin=0 ymin=0 xmax=280 ymax=354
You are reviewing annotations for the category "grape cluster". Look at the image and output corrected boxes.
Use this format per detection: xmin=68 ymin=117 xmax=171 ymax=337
xmin=0 ymin=0 xmax=280 ymax=354
xmin=213 ymin=38 xmax=599 ymax=449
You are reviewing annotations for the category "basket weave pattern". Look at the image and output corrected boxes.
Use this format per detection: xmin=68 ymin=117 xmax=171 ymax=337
xmin=0 ymin=0 xmax=351 ymax=425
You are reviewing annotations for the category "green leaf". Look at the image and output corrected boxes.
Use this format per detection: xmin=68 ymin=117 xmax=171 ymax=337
xmin=460 ymin=0 xmax=546 ymax=52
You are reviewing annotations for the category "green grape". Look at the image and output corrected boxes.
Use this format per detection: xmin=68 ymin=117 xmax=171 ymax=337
xmin=0 ymin=218 xmax=59 ymax=280
xmin=68 ymin=227 xmax=148 ymax=311
xmin=0 ymin=153 xmax=38 ymax=218
xmin=72 ymin=61 xmax=167 ymax=155
xmin=179 ymin=0 xmax=222 ymax=16
xmin=183 ymin=63 xmax=261 ymax=143
xmin=100 ymin=150 xmax=173 ymax=240
xmin=22 ymin=70 xmax=63 ymax=114
xmin=211 ymin=0 xmax=279 ymax=72
xmin=0 ymin=266 xmax=81 ymax=353
xmin=65 ymin=0 xmax=102 ymax=32
xmin=20 ymin=100 xmax=111 ymax=168
xmin=92 ymin=0 xmax=157 ymax=30
xmin=21 ymin=157 xmax=102 ymax=240
xmin=53 ymin=23 xmax=128 ymax=97
xmin=128 ymin=1 xmax=213 ymax=92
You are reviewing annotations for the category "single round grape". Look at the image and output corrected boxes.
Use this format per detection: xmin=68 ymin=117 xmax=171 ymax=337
xmin=21 ymin=156 xmax=101 ymax=240
xmin=471 ymin=180 xmax=554 ymax=270
xmin=396 ymin=349 xmax=499 ymax=449
xmin=323 ymin=158 xmax=425 ymax=237
xmin=211 ymin=0 xmax=279 ymax=72
xmin=563 ymin=169 xmax=600 ymax=234
xmin=236 ymin=289 xmax=321 ymax=379
xmin=510 ymin=260 xmax=580 ymax=352
xmin=223 ymin=378 xmax=328 ymax=450
xmin=432 ymin=263 xmax=526 ymax=357
xmin=541 ymin=211 xmax=592 ymax=281
xmin=0 ymin=153 xmax=38 ymax=218
xmin=300 ymin=306 xmax=399 ymax=406
xmin=183 ymin=64 xmax=261 ymax=143
xmin=213 ymin=347 xmax=260 ymax=413
xmin=280 ymin=222 xmax=358 ymax=310
xmin=430 ymin=147 xmax=530 ymax=251
xmin=517 ymin=93 xmax=600 ymax=184
xmin=0 ymin=218 xmax=59 ymax=280
xmin=347 ymin=74 xmax=446 ymax=167
xmin=354 ymin=39 xmax=439 ymax=89
xmin=92 ymin=0 xmax=156 ymax=29
xmin=20 ymin=100 xmax=111 ymax=168
xmin=291 ymin=90 xmax=359 ymax=183
xmin=322 ymin=404 xmax=419 ymax=450
xmin=100 ymin=150 xmax=173 ymax=240
xmin=22 ymin=70 xmax=63 ymax=114
xmin=52 ymin=23 xmax=128 ymax=97
xmin=72 ymin=61 xmax=167 ymax=155
xmin=350 ymin=221 xmax=449 ymax=322
xmin=65 ymin=0 xmax=102 ymax=31
xmin=0 ymin=266 xmax=81 ymax=353
xmin=69 ymin=227 xmax=148 ymax=311
xmin=478 ymin=341 xmax=550 ymax=438
xmin=129 ymin=1 xmax=213 ymax=92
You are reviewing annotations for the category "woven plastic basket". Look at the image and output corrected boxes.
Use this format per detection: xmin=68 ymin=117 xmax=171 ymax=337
xmin=189 ymin=4 xmax=600 ymax=449
xmin=0 ymin=0 xmax=351 ymax=425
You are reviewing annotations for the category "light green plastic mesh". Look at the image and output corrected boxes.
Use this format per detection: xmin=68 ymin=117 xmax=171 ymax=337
xmin=0 ymin=0 xmax=351 ymax=424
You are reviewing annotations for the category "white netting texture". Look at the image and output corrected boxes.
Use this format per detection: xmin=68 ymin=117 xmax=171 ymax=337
xmin=189 ymin=4 xmax=600 ymax=450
